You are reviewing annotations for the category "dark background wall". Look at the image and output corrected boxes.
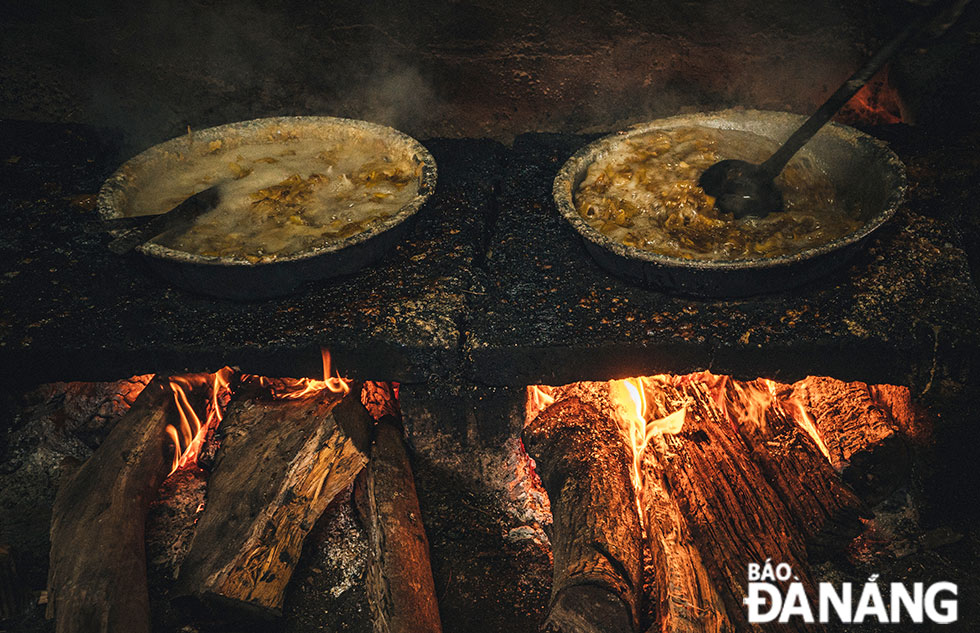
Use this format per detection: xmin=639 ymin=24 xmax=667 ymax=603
xmin=2 ymin=0 xmax=978 ymax=150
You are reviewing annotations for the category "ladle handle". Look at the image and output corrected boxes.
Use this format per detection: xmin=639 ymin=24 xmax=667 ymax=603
xmin=759 ymin=20 xmax=918 ymax=179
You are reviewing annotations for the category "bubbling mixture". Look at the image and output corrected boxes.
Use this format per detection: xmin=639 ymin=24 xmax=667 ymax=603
xmin=122 ymin=129 xmax=422 ymax=261
xmin=574 ymin=127 xmax=863 ymax=260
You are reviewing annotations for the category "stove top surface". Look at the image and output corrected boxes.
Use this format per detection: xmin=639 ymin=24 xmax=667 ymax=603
xmin=1 ymin=121 xmax=977 ymax=390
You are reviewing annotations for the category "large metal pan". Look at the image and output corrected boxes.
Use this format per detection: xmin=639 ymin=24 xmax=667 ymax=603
xmin=553 ymin=109 xmax=905 ymax=297
xmin=98 ymin=116 xmax=436 ymax=300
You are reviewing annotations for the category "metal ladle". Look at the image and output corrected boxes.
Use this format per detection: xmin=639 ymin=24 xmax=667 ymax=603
xmin=698 ymin=12 xmax=927 ymax=219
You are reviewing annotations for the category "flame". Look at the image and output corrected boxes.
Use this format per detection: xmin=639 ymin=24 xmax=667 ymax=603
xmin=712 ymin=375 xmax=778 ymax=432
xmin=246 ymin=349 xmax=350 ymax=400
xmin=527 ymin=372 xmax=836 ymax=528
xmin=526 ymin=385 xmax=556 ymax=422
xmin=679 ymin=371 xmax=831 ymax=462
xmin=792 ymin=402 xmax=831 ymax=462
xmin=162 ymin=350 xmax=350 ymax=476
xmin=164 ymin=368 xmax=233 ymax=475
xmin=711 ymin=373 xmax=829 ymax=461
xmin=610 ymin=377 xmax=687 ymax=515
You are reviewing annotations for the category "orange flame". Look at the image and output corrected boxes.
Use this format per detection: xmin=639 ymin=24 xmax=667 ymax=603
xmin=526 ymin=372 xmax=835 ymax=526
xmin=164 ymin=368 xmax=233 ymax=475
xmin=247 ymin=349 xmax=350 ymax=400
xmin=610 ymin=377 xmax=687 ymax=515
xmin=792 ymin=402 xmax=831 ymax=462
xmin=684 ymin=371 xmax=831 ymax=462
xmin=526 ymin=385 xmax=556 ymax=423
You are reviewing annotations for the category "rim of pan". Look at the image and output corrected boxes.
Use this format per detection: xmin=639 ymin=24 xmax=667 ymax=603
xmin=97 ymin=115 xmax=437 ymax=267
xmin=553 ymin=109 xmax=906 ymax=271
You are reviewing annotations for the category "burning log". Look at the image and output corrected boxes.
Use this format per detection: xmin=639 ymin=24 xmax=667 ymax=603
xmin=637 ymin=378 xmax=863 ymax=633
xmin=523 ymin=397 xmax=643 ymax=633
xmin=640 ymin=469 xmax=729 ymax=633
xmin=867 ymin=383 xmax=929 ymax=441
xmin=712 ymin=379 xmax=866 ymax=555
xmin=355 ymin=415 xmax=443 ymax=633
xmin=46 ymin=370 xmax=230 ymax=633
xmin=790 ymin=376 xmax=910 ymax=501
xmin=174 ymin=379 xmax=371 ymax=618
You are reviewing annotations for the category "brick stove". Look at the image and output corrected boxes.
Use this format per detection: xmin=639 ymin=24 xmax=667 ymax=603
xmin=2 ymin=116 xmax=980 ymax=632
xmin=2 ymin=1 xmax=980 ymax=631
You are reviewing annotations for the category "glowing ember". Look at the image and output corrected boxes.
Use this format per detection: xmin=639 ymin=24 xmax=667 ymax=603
xmin=165 ymin=367 xmax=234 ymax=475
xmin=837 ymin=65 xmax=905 ymax=126
xmin=361 ymin=380 xmax=401 ymax=420
xmin=245 ymin=349 xmax=350 ymax=400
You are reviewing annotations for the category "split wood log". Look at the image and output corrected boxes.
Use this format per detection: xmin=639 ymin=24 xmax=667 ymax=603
xmin=174 ymin=382 xmax=372 ymax=617
xmin=46 ymin=372 xmax=222 ymax=633
xmin=640 ymin=462 xmax=730 ymax=633
xmin=790 ymin=376 xmax=910 ymax=502
xmin=355 ymin=416 xmax=443 ymax=633
xmin=641 ymin=379 xmax=864 ymax=633
xmin=523 ymin=397 xmax=643 ymax=633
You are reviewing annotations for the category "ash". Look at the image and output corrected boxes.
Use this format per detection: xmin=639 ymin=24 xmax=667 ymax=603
xmin=284 ymin=487 xmax=372 ymax=633
xmin=0 ymin=376 xmax=151 ymax=595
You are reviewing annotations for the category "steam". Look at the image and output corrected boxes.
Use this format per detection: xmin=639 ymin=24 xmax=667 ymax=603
xmin=338 ymin=66 xmax=438 ymax=138
xmin=3 ymin=0 xmax=877 ymax=147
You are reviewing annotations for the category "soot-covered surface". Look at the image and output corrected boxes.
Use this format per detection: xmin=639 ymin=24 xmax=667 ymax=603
xmin=466 ymin=132 xmax=980 ymax=392
xmin=0 ymin=122 xmax=502 ymax=386
xmin=1 ymin=121 xmax=978 ymax=391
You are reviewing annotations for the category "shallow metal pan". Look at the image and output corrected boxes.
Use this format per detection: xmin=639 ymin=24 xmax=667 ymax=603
xmin=98 ymin=116 xmax=437 ymax=300
xmin=553 ymin=109 xmax=906 ymax=297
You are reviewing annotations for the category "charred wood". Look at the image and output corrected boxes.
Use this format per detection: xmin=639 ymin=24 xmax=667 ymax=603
xmin=640 ymin=465 xmax=730 ymax=633
xmin=174 ymin=381 xmax=371 ymax=618
xmin=868 ymin=383 xmax=931 ymax=443
xmin=361 ymin=381 xmax=400 ymax=421
xmin=523 ymin=397 xmax=642 ymax=633
xmin=45 ymin=373 xmax=220 ymax=633
xmin=791 ymin=376 xmax=910 ymax=502
xmin=714 ymin=379 xmax=865 ymax=556
xmin=355 ymin=416 xmax=443 ymax=633
xmin=641 ymin=379 xmax=865 ymax=633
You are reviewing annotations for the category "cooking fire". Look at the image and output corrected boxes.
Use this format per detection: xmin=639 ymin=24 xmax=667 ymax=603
xmin=1 ymin=358 xmax=968 ymax=633
xmin=524 ymin=373 xmax=927 ymax=632
xmin=3 ymin=1 xmax=980 ymax=632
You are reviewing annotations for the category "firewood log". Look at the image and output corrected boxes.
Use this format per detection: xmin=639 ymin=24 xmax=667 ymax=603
xmin=46 ymin=372 xmax=223 ymax=633
xmin=355 ymin=416 xmax=443 ymax=633
xmin=174 ymin=382 xmax=372 ymax=618
xmin=641 ymin=379 xmax=865 ymax=633
xmin=640 ymin=460 xmax=729 ymax=633
xmin=523 ymin=397 xmax=642 ymax=633
xmin=868 ymin=383 xmax=930 ymax=442
xmin=715 ymin=380 xmax=866 ymax=555
xmin=790 ymin=376 xmax=910 ymax=501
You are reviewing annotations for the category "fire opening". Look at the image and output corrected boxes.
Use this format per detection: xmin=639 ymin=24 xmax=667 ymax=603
xmin=524 ymin=372 xmax=926 ymax=632
xmin=836 ymin=65 xmax=907 ymax=126
xmin=241 ymin=349 xmax=351 ymax=401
